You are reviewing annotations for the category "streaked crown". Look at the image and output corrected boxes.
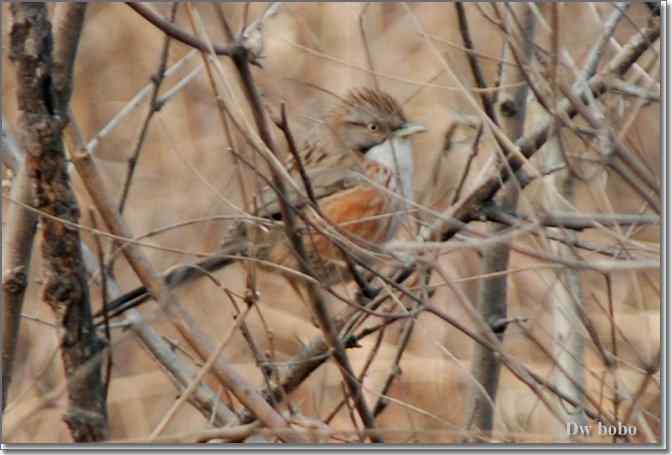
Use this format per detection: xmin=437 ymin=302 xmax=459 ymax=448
xmin=328 ymin=88 xmax=408 ymax=153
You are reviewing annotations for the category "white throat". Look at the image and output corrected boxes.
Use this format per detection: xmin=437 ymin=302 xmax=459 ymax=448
xmin=366 ymin=136 xmax=414 ymax=203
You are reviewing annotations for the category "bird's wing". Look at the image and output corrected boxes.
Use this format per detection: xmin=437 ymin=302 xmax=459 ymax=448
xmin=254 ymin=139 xmax=365 ymax=218
xmin=254 ymin=165 xmax=361 ymax=217
xmin=302 ymin=179 xmax=393 ymax=257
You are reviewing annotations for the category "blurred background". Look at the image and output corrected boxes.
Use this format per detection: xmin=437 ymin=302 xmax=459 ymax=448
xmin=2 ymin=2 xmax=660 ymax=443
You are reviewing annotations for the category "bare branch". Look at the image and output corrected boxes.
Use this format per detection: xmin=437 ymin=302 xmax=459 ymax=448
xmin=454 ymin=3 xmax=497 ymax=121
xmin=52 ymin=2 xmax=87 ymax=115
xmin=558 ymin=83 xmax=660 ymax=212
xmin=85 ymin=51 xmax=198 ymax=156
xmin=1 ymin=163 xmax=37 ymax=412
xmin=200 ymin=4 xmax=383 ymax=438
xmin=424 ymin=17 xmax=660 ymax=243
xmin=126 ymin=2 xmax=240 ymax=58
xmin=464 ymin=3 xmax=535 ymax=439
xmin=117 ymin=3 xmax=178 ymax=214
xmin=480 ymin=207 xmax=660 ymax=231
xmin=10 ymin=3 xmax=108 ymax=441
xmin=183 ymin=6 xmax=311 ymax=442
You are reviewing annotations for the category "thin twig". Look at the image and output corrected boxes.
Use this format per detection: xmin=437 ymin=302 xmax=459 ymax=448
xmin=85 ymin=50 xmax=198 ymax=155
xmin=372 ymin=318 xmax=415 ymax=417
xmin=557 ymin=82 xmax=660 ymax=212
xmin=185 ymin=5 xmax=310 ymax=442
xmin=451 ymin=122 xmax=483 ymax=204
xmin=228 ymin=27 xmax=384 ymax=445
xmin=422 ymin=18 xmax=660 ymax=242
xmin=89 ymin=211 xmax=112 ymax=402
xmin=480 ymin=207 xmax=659 ymax=231
xmin=454 ymin=2 xmax=497 ymax=121
xmin=358 ymin=3 xmax=380 ymax=90
xmin=147 ymin=304 xmax=254 ymax=441
xmin=424 ymin=304 xmax=617 ymax=428
xmin=117 ymin=3 xmax=178 ymax=214
xmin=212 ymin=3 xmax=235 ymax=42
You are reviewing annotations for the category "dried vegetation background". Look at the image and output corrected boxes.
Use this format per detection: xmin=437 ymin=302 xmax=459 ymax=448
xmin=1 ymin=2 xmax=661 ymax=444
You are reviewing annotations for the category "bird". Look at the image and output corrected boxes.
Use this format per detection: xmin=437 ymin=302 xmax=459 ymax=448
xmin=94 ymin=87 xmax=426 ymax=324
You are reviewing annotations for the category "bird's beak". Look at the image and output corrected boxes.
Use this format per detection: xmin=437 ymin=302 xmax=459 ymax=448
xmin=395 ymin=122 xmax=427 ymax=138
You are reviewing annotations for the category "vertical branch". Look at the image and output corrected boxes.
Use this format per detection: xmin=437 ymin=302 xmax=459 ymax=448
xmin=9 ymin=3 xmax=109 ymax=441
xmin=464 ymin=3 xmax=536 ymax=441
xmin=51 ymin=2 xmax=87 ymax=116
xmin=540 ymin=3 xmax=631 ymax=439
xmin=1 ymin=155 xmax=38 ymax=412
xmin=453 ymin=2 xmax=497 ymax=122
xmin=543 ymin=3 xmax=586 ymax=440
xmin=547 ymin=3 xmax=589 ymax=441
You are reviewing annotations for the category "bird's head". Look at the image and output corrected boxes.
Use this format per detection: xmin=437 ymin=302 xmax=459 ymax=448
xmin=329 ymin=88 xmax=426 ymax=154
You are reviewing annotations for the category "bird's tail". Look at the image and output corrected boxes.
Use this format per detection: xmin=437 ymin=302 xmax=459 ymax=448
xmin=93 ymin=238 xmax=247 ymax=325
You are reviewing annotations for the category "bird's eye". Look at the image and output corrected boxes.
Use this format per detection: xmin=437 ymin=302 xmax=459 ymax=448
xmin=367 ymin=123 xmax=378 ymax=131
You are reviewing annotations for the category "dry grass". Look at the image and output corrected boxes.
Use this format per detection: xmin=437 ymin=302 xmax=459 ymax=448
xmin=2 ymin=2 xmax=660 ymax=444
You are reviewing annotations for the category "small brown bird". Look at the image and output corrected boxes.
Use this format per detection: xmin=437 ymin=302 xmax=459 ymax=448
xmin=96 ymin=88 xmax=426 ymax=322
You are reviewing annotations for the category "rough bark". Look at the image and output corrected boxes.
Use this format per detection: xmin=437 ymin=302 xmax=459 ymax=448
xmin=9 ymin=3 xmax=108 ymax=441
